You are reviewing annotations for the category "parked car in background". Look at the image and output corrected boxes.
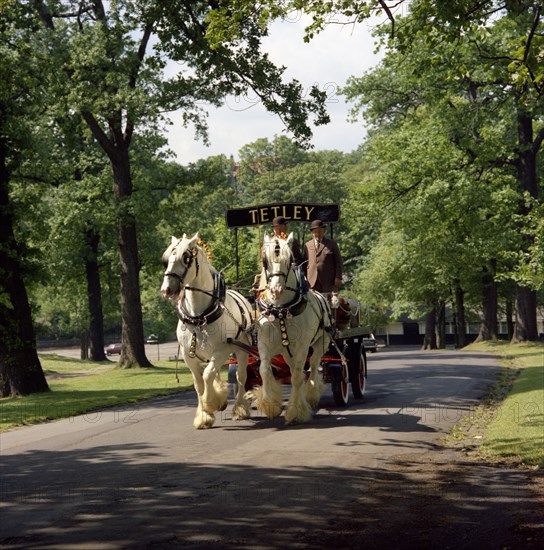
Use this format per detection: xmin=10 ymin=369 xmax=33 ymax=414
xmin=146 ymin=334 xmax=159 ymax=345
xmin=363 ymin=336 xmax=378 ymax=353
xmin=105 ymin=342 xmax=122 ymax=356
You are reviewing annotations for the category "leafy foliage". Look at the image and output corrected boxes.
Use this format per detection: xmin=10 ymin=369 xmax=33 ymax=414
xmin=340 ymin=3 xmax=543 ymax=332
xmin=4 ymin=0 xmax=544 ymax=371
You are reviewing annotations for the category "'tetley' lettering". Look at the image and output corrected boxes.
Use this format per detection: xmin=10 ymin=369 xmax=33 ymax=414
xmin=247 ymin=205 xmax=316 ymax=225
xmin=260 ymin=207 xmax=270 ymax=223
xmin=304 ymin=206 xmax=315 ymax=219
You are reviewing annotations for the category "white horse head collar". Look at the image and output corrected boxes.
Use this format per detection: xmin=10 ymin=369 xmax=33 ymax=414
xmin=162 ymin=234 xmax=200 ymax=297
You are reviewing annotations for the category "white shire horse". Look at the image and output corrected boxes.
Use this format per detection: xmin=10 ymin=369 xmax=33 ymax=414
xmin=254 ymin=233 xmax=333 ymax=424
xmin=161 ymin=234 xmax=254 ymax=429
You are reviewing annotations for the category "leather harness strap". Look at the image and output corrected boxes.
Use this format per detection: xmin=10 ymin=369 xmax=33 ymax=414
xmin=176 ymin=268 xmax=226 ymax=328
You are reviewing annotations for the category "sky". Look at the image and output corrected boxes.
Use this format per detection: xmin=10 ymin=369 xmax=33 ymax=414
xmin=165 ymin=13 xmax=386 ymax=165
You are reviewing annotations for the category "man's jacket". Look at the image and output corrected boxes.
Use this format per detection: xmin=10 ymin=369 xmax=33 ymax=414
xmin=303 ymin=237 xmax=343 ymax=293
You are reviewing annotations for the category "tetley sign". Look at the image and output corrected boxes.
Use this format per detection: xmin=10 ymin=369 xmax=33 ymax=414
xmin=225 ymin=203 xmax=340 ymax=228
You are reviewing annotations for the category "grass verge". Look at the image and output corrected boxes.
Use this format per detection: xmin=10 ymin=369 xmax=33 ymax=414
xmin=0 ymin=354 xmax=195 ymax=432
xmin=447 ymin=341 xmax=544 ymax=469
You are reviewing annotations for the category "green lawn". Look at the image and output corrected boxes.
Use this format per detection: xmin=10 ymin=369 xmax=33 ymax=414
xmin=462 ymin=341 xmax=544 ymax=468
xmin=0 ymin=354 xmax=195 ymax=432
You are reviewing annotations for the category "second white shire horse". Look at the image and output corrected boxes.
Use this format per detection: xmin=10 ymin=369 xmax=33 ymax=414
xmin=161 ymin=234 xmax=253 ymax=429
xmin=255 ymin=233 xmax=333 ymax=424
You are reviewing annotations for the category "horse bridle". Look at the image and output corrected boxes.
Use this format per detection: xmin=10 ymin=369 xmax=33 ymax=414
xmin=262 ymin=240 xmax=295 ymax=288
xmin=164 ymin=243 xmax=224 ymax=304
xmin=259 ymin=243 xmax=308 ymax=357
xmin=164 ymin=242 xmax=199 ymax=289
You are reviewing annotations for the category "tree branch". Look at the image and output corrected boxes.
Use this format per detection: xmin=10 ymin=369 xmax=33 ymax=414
xmin=92 ymin=0 xmax=106 ymax=21
xmin=32 ymin=0 xmax=54 ymax=29
xmin=81 ymin=111 xmax=116 ymax=158
xmin=532 ymin=127 xmax=544 ymax=155
xmin=124 ymin=21 xmax=154 ymax=145
xmin=465 ymin=1 xmax=500 ymax=18
xmin=378 ymin=0 xmax=395 ymax=36
xmin=523 ymin=3 xmax=541 ymax=64
xmin=479 ymin=3 xmax=509 ymax=20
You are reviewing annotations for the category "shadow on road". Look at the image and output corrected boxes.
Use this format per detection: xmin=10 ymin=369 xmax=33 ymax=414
xmin=3 ymin=347 xmax=542 ymax=548
xmin=1 ymin=440 xmax=542 ymax=549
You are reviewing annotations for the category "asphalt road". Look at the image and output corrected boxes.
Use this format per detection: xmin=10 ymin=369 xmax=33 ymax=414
xmin=1 ymin=348 xmax=542 ymax=549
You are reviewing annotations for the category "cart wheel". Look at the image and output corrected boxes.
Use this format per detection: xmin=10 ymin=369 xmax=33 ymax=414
xmin=331 ymin=360 xmax=349 ymax=406
xmin=351 ymin=349 xmax=367 ymax=399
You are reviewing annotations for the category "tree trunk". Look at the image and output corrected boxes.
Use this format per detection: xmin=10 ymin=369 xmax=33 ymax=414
xmin=475 ymin=263 xmax=498 ymax=342
xmin=85 ymin=227 xmax=107 ymax=361
xmin=454 ymin=284 xmax=467 ymax=348
xmin=436 ymin=301 xmax=446 ymax=349
xmin=505 ymin=299 xmax=514 ymax=340
xmin=0 ymin=134 xmax=49 ymax=397
xmin=512 ymin=285 xmax=538 ymax=342
xmin=422 ymin=308 xmax=437 ymax=350
xmin=79 ymin=116 xmax=151 ymax=367
xmin=80 ymin=331 xmax=89 ymax=360
xmin=110 ymin=147 xmax=152 ymax=368
xmin=512 ymin=107 xmax=539 ymax=341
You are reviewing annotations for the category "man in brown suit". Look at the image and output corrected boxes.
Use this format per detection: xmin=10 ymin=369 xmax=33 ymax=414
xmin=303 ymin=219 xmax=343 ymax=293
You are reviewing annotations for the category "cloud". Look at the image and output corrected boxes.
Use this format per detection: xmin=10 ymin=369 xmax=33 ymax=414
xmin=166 ymin=15 xmax=384 ymax=164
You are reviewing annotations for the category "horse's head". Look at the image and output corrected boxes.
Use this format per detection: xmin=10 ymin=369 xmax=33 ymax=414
xmin=262 ymin=232 xmax=294 ymax=302
xmin=161 ymin=233 xmax=201 ymax=300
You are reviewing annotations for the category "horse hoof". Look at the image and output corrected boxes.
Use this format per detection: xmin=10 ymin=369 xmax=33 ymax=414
xmin=285 ymin=404 xmax=312 ymax=425
xmin=233 ymin=402 xmax=251 ymax=420
xmin=194 ymin=411 xmax=215 ymax=429
xmin=261 ymin=402 xmax=283 ymax=419
xmin=253 ymin=386 xmax=283 ymax=418
xmin=306 ymin=398 xmax=321 ymax=411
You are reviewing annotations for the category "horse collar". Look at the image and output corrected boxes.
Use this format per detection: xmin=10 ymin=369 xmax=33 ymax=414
xmin=257 ymin=295 xmax=306 ymax=359
xmin=258 ymin=266 xmax=308 ymax=319
xmin=257 ymin=292 xmax=307 ymax=319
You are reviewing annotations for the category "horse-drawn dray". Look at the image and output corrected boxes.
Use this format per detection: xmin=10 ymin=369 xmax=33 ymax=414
xmin=227 ymin=321 xmax=368 ymax=408
xmin=160 ymin=203 xmax=370 ymax=429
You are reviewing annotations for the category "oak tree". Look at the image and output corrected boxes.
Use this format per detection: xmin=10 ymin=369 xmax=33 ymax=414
xmin=31 ymin=0 xmax=329 ymax=368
